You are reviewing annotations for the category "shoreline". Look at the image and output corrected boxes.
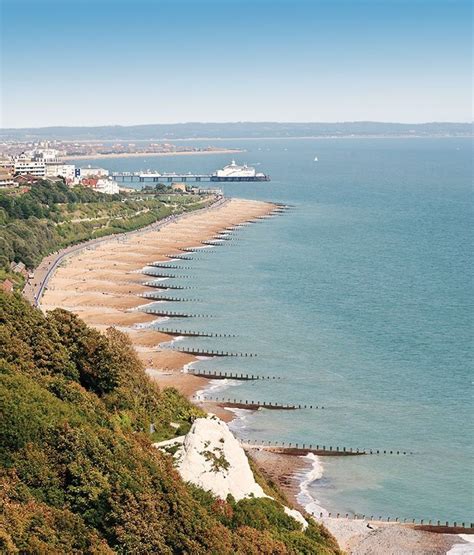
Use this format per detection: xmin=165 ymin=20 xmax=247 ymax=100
xmin=36 ymin=197 xmax=471 ymax=554
xmin=61 ymin=148 xmax=242 ymax=161
xmin=39 ymin=197 xmax=276 ymax=402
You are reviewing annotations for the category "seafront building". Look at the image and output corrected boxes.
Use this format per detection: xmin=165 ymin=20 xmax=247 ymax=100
xmin=77 ymin=166 xmax=109 ymax=178
xmin=80 ymin=176 xmax=120 ymax=194
xmin=13 ymin=153 xmax=47 ymax=177
xmin=95 ymin=177 xmax=119 ymax=194
xmin=45 ymin=163 xmax=76 ymax=182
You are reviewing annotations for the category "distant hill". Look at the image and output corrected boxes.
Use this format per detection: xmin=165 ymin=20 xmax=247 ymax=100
xmin=0 ymin=122 xmax=471 ymax=141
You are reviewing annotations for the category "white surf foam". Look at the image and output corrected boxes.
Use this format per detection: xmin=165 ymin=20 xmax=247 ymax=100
xmin=447 ymin=535 xmax=474 ymax=555
xmin=194 ymin=377 xmax=241 ymax=400
xmin=296 ymin=453 xmax=329 ymax=517
xmin=227 ymin=407 xmax=255 ymax=433
xmin=134 ymin=316 xmax=169 ymax=329
xmin=182 ymin=361 xmax=197 ymax=374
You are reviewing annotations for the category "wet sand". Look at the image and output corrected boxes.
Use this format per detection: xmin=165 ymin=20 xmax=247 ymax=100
xmin=41 ymin=197 xmax=275 ymax=398
xmin=247 ymin=448 xmax=312 ymax=509
xmin=247 ymin=449 xmax=466 ymax=553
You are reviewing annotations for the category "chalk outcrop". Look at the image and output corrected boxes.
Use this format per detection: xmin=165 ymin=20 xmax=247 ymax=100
xmin=164 ymin=416 xmax=308 ymax=530
xmin=175 ymin=416 xmax=266 ymax=501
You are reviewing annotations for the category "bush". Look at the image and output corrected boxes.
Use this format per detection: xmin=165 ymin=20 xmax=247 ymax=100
xmin=0 ymin=292 xmax=341 ymax=554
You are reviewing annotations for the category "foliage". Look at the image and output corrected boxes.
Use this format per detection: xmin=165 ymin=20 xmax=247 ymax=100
xmin=0 ymin=180 xmax=212 ymax=269
xmin=201 ymin=447 xmax=231 ymax=472
xmin=0 ymin=292 xmax=340 ymax=554
xmin=0 ymin=180 xmax=118 ymax=221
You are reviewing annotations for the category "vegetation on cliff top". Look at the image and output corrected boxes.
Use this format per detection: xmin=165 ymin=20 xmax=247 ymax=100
xmin=0 ymin=291 xmax=340 ymax=554
xmin=0 ymin=180 xmax=212 ymax=270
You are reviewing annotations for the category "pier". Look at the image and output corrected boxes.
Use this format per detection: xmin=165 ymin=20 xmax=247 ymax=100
xmin=110 ymin=171 xmax=270 ymax=183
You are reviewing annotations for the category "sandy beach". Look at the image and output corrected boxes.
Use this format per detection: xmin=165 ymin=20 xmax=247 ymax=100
xmin=41 ymin=197 xmax=275 ymax=399
xmin=61 ymin=148 xmax=242 ymax=161
xmin=38 ymin=196 xmax=471 ymax=554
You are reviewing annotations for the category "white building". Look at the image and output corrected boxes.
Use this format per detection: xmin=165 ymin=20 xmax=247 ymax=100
xmin=79 ymin=166 xmax=109 ymax=178
xmin=14 ymin=154 xmax=46 ymax=177
xmin=26 ymin=148 xmax=62 ymax=163
xmin=96 ymin=178 xmax=119 ymax=195
xmin=45 ymin=163 xmax=76 ymax=182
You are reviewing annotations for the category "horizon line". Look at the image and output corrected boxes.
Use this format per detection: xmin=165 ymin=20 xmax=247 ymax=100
xmin=1 ymin=120 xmax=473 ymax=131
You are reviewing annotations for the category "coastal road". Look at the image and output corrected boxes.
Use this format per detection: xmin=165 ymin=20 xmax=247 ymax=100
xmin=23 ymin=196 xmax=227 ymax=307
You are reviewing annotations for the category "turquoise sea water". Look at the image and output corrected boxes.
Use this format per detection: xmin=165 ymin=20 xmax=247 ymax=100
xmin=79 ymin=138 xmax=473 ymax=522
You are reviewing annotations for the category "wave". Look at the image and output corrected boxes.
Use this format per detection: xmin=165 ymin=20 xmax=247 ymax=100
xmin=134 ymin=316 xmax=169 ymax=329
xmin=194 ymin=377 xmax=241 ymax=400
xmin=227 ymin=408 xmax=255 ymax=433
xmin=296 ymin=453 xmax=328 ymax=517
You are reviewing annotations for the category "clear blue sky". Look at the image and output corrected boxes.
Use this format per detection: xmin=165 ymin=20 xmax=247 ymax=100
xmin=0 ymin=0 xmax=472 ymax=127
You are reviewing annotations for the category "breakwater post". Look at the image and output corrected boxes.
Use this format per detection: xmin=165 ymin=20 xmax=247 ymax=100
xmin=172 ymin=347 xmax=256 ymax=357
xmin=314 ymin=513 xmax=474 ymax=534
xmin=187 ymin=369 xmax=280 ymax=380
xmin=196 ymin=397 xmax=323 ymax=410
xmin=244 ymin=441 xmax=414 ymax=457
xmin=156 ymin=329 xmax=236 ymax=338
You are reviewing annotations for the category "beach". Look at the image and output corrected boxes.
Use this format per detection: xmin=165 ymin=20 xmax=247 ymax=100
xmin=61 ymin=148 xmax=242 ymax=161
xmin=37 ymin=187 xmax=472 ymax=554
xmin=40 ymin=197 xmax=275 ymax=400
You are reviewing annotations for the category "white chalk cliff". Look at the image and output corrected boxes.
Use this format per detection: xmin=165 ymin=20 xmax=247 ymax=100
xmin=160 ymin=416 xmax=308 ymax=529
xmin=175 ymin=416 xmax=266 ymax=501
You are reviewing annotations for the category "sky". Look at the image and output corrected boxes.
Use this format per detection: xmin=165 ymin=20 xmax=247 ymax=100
xmin=0 ymin=0 xmax=472 ymax=128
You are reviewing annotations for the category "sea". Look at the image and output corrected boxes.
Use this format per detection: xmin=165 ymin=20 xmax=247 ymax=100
xmin=77 ymin=137 xmax=473 ymax=523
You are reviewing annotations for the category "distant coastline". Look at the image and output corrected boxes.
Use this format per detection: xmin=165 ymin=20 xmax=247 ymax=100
xmin=165 ymin=134 xmax=473 ymax=141
xmin=2 ymin=122 xmax=470 ymax=142
xmin=62 ymin=148 xmax=242 ymax=161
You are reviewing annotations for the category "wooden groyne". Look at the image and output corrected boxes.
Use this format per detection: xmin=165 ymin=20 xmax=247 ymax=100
xmin=201 ymin=240 xmax=225 ymax=246
xmin=187 ymin=369 xmax=280 ymax=380
xmin=244 ymin=440 xmax=414 ymax=457
xmin=143 ymin=308 xmax=212 ymax=318
xmin=314 ymin=513 xmax=473 ymax=533
xmin=165 ymin=254 xmax=194 ymax=260
xmin=142 ymin=294 xmax=201 ymax=302
xmin=213 ymin=235 xmax=240 ymax=241
xmin=141 ymin=270 xmax=191 ymax=278
xmin=149 ymin=263 xmax=191 ymax=269
xmin=156 ymin=328 xmax=235 ymax=338
xmin=196 ymin=397 xmax=321 ymax=411
xmin=172 ymin=347 xmax=256 ymax=357
xmin=143 ymin=282 xmax=192 ymax=290
xmin=180 ymin=247 xmax=216 ymax=253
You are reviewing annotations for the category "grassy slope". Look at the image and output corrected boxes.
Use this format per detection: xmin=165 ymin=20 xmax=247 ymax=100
xmin=0 ymin=181 xmax=213 ymax=269
xmin=0 ymin=292 xmax=340 ymax=554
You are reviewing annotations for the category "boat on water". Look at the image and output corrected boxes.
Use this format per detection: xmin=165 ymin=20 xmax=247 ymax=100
xmin=314 ymin=156 xmax=318 ymax=162
xmin=210 ymin=160 xmax=270 ymax=182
